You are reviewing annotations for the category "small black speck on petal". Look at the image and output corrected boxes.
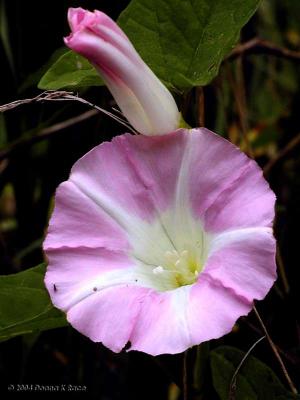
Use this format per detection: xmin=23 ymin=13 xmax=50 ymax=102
xmin=122 ymin=341 xmax=131 ymax=351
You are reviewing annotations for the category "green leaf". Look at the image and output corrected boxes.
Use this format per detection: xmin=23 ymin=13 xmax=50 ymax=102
xmin=193 ymin=342 xmax=210 ymax=395
xmin=20 ymin=47 xmax=68 ymax=93
xmin=0 ymin=264 xmax=68 ymax=342
xmin=118 ymin=0 xmax=261 ymax=89
xmin=39 ymin=0 xmax=260 ymax=91
xmin=211 ymin=346 xmax=299 ymax=400
xmin=38 ymin=51 xmax=103 ymax=90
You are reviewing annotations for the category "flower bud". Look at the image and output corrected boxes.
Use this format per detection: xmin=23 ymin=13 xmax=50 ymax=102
xmin=65 ymin=8 xmax=180 ymax=136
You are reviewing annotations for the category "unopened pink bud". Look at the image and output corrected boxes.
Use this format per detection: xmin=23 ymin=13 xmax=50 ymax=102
xmin=64 ymin=8 xmax=180 ymax=136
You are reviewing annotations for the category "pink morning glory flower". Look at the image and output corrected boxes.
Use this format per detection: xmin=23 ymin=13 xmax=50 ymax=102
xmin=64 ymin=7 xmax=180 ymax=136
xmin=44 ymin=129 xmax=276 ymax=355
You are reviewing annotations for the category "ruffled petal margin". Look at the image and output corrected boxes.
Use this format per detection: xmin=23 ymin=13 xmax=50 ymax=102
xmin=44 ymin=129 xmax=276 ymax=355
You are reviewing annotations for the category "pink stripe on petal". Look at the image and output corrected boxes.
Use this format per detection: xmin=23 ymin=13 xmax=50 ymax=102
xmin=90 ymin=24 xmax=141 ymax=66
xmin=70 ymin=132 xmax=187 ymax=221
xmin=70 ymin=138 xmax=155 ymax=221
xmin=184 ymin=128 xmax=275 ymax=231
xmin=93 ymin=10 xmax=128 ymax=38
xmin=67 ymin=285 xmax=150 ymax=353
xmin=65 ymin=30 xmax=131 ymax=76
xmin=187 ymin=129 xmax=254 ymax=218
xmin=203 ymin=228 xmax=277 ymax=302
xmin=67 ymin=8 xmax=94 ymax=32
xmin=204 ymin=162 xmax=275 ymax=232
xmin=67 ymin=8 xmax=126 ymax=39
xmin=120 ymin=131 xmax=188 ymax=210
xmin=187 ymin=278 xmax=252 ymax=345
xmin=43 ymin=181 xmax=129 ymax=251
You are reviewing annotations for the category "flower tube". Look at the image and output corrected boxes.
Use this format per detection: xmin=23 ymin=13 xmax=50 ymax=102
xmin=64 ymin=7 xmax=180 ymax=136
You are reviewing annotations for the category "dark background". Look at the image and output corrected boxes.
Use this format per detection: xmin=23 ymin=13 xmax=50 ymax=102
xmin=0 ymin=0 xmax=299 ymax=398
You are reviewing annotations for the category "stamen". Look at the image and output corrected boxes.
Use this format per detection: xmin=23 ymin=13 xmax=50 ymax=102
xmin=153 ymin=266 xmax=165 ymax=275
xmin=150 ymin=248 xmax=201 ymax=290
xmin=180 ymin=250 xmax=188 ymax=258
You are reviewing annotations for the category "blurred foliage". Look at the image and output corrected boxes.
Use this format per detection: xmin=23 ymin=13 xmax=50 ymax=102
xmin=211 ymin=346 xmax=299 ymax=399
xmin=0 ymin=263 xmax=67 ymax=342
xmin=0 ymin=0 xmax=300 ymax=399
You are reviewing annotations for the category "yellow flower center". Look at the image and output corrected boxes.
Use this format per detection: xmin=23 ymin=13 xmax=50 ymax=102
xmin=152 ymin=249 xmax=201 ymax=289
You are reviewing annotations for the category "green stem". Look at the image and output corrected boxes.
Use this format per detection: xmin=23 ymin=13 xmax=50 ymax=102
xmin=183 ymin=350 xmax=189 ymax=400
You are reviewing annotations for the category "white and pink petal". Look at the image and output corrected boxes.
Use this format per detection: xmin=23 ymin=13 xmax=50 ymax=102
xmin=129 ymin=279 xmax=251 ymax=355
xmin=44 ymin=128 xmax=277 ymax=355
xmin=67 ymin=285 xmax=151 ymax=353
xmin=44 ymin=181 xmax=129 ymax=251
xmin=203 ymin=227 xmax=276 ymax=303
xmin=45 ymin=246 xmax=136 ymax=311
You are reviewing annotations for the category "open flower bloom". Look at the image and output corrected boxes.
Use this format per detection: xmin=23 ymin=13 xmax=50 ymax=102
xmin=44 ymin=129 xmax=276 ymax=355
xmin=64 ymin=7 xmax=180 ymax=136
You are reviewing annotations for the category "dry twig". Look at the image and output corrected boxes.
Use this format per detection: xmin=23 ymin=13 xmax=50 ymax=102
xmin=225 ymin=63 xmax=254 ymax=158
xmin=0 ymin=90 xmax=137 ymax=162
xmin=227 ymin=37 xmax=300 ymax=62
xmin=0 ymin=90 xmax=135 ymax=133
xmin=253 ymin=306 xmax=298 ymax=395
xmin=264 ymin=132 xmax=300 ymax=176
xmin=0 ymin=109 xmax=98 ymax=161
xmin=197 ymin=87 xmax=205 ymax=127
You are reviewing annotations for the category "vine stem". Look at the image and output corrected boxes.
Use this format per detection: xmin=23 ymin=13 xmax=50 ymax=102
xmin=183 ymin=350 xmax=189 ymax=400
xmin=263 ymin=131 xmax=300 ymax=176
xmin=229 ymin=335 xmax=266 ymax=399
xmin=226 ymin=37 xmax=300 ymax=62
xmin=253 ymin=306 xmax=298 ymax=394
xmin=276 ymin=245 xmax=290 ymax=295
xmin=225 ymin=61 xmax=254 ymax=158
xmin=197 ymin=87 xmax=205 ymax=127
xmin=0 ymin=109 xmax=98 ymax=161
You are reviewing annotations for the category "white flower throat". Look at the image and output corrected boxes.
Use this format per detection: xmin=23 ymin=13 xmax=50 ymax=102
xmin=127 ymin=213 xmax=210 ymax=293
